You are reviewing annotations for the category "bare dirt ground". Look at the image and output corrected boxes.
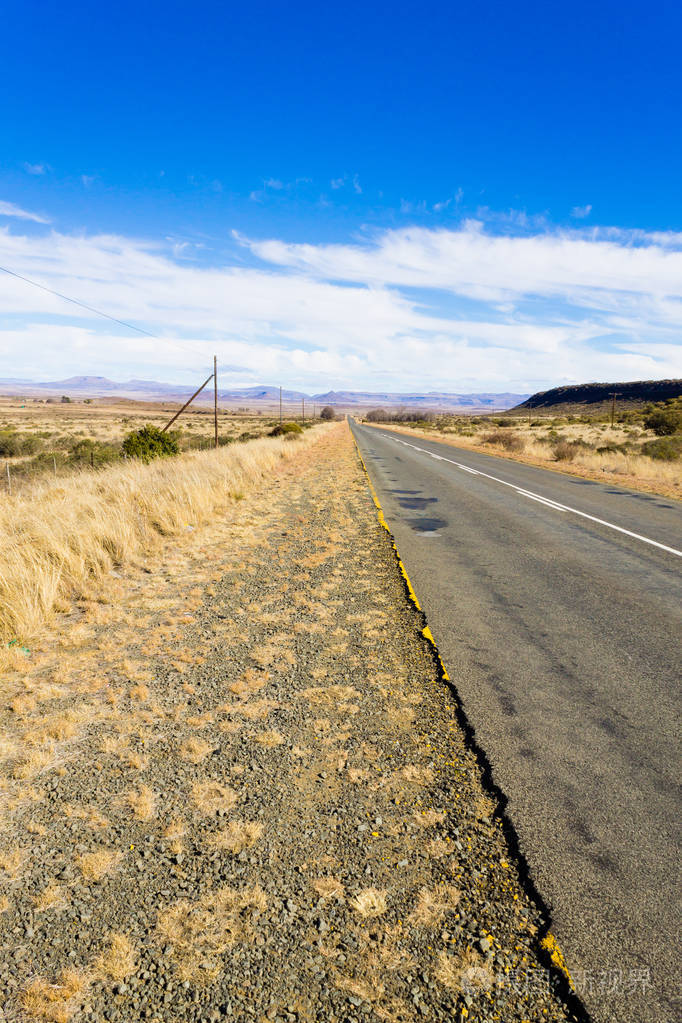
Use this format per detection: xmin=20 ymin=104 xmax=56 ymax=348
xmin=0 ymin=424 xmax=580 ymax=1023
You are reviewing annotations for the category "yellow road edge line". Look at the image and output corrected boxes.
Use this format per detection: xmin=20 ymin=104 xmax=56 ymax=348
xmin=353 ymin=429 xmax=576 ymax=995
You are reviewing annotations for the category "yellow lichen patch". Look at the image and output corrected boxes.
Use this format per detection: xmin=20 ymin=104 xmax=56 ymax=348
xmin=21 ymin=969 xmax=87 ymax=1023
xmin=156 ymin=885 xmax=267 ymax=982
xmin=350 ymin=887 xmax=387 ymax=918
xmin=208 ymin=820 xmax=263 ymax=854
xmin=190 ymin=780 xmax=238 ymax=815
xmin=95 ymin=932 xmax=137 ymax=981
xmin=75 ymin=849 xmax=120 ymax=882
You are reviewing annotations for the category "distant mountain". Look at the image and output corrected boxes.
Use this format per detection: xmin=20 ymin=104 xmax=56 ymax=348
xmin=513 ymin=379 xmax=682 ymax=412
xmin=0 ymin=376 xmax=528 ymax=409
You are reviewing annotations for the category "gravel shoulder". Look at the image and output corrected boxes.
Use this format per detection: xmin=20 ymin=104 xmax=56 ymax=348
xmin=0 ymin=424 xmax=581 ymax=1023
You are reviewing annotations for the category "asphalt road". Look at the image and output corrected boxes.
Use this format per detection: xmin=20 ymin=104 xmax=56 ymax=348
xmin=351 ymin=421 xmax=682 ymax=1023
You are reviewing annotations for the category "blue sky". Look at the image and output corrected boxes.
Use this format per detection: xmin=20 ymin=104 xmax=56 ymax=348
xmin=1 ymin=0 xmax=681 ymax=392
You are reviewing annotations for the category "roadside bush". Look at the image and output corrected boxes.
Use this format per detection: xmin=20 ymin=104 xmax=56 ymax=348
xmin=269 ymin=422 xmax=303 ymax=437
xmin=552 ymin=440 xmax=581 ymax=461
xmin=482 ymin=430 xmax=525 ymax=452
xmin=643 ymin=409 xmax=681 ymax=436
xmin=320 ymin=405 xmax=336 ymax=420
xmin=640 ymin=436 xmax=682 ymax=461
xmin=69 ymin=439 xmax=121 ymax=468
xmin=122 ymin=426 xmax=179 ymax=462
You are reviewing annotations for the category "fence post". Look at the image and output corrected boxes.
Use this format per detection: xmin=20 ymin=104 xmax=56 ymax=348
xmin=6 ymin=462 xmax=11 ymax=496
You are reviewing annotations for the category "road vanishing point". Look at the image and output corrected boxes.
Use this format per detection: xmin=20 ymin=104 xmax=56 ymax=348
xmin=351 ymin=420 xmax=681 ymax=1023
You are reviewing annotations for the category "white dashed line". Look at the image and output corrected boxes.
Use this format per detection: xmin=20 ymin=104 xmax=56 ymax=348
xmin=386 ymin=435 xmax=682 ymax=558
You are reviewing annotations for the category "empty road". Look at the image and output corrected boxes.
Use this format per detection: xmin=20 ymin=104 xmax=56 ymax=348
xmin=351 ymin=421 xmax=682 ymax=1023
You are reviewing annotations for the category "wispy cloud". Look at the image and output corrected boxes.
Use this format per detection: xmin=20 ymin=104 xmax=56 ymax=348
xmin=0 ymin=218 xmax=680 ymax=390
xmin=572 ymin=204 xmax=593 ymax=219
xmin=81 ymin=174 xmax=96 ymax=188
xmin=23 ymin=162 xmax=47 ymax=176
xmin=0 ymin=200 xmax=50 ymax=224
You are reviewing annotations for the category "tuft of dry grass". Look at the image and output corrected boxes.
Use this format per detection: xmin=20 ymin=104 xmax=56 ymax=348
xmin=311 ymin=876 xmax=345 ymax=901
xmin=156 ymin=884 xmax=266 ymax=981
xmin=408 ymin=885 xmax=460 ymax=927
xmin=179 ymin=737 xmax=215 ymax=763
xmin=95 ymin=932 xmax=137 ymax=981
xmin=435 ymin=947 xmax=494 ymax=994
xmin=21 ymin=969 xmax=87 ymax=1023
xmin=75 ymin=849 xmax=120 ymax=882
xmin=208 ymin=820 xmax=263 ymax=854
xmin=350 ymin=887 xmax=387 ymax=918
xmin=191 ymin=780 xmax=238 ymax=815
xmin=252 ymin=729 xmax=284 ymax=747
xmin=127 ymin=784 xmax=156 ymax=820
xmin=33 ymin=884 xmax=68 ymax=912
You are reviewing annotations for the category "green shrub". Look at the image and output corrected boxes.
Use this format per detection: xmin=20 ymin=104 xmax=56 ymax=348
xmin=640 ymin=436 xmax=682 ymax=461
xmin=644 ymin=409 xmax=681 ymax=436
xmin=122 ymin=426 xmax=179 ymax=462
xmin=0 ymin=431 xmax=42 ymax=456
xmin=69 ymin=438 xmax=121 ymax=467
xmin=269 ymin=422 xmax=303 ymax=437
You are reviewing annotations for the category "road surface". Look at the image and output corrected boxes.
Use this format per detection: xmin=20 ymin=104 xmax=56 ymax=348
xmin=351 ymin=421 xmax=682 ymax=1023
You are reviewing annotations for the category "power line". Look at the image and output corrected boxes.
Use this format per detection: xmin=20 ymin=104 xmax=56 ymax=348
xmin=0 ymin=263 xmax=158 ymax=338
xmin=0 ymin=262 xmax=211 ymax=368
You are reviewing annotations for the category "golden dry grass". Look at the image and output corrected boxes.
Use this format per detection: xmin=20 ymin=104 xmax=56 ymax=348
xmin=74 ymin=849 xmax=120 ymax=881
xmin=208 ymin=820 xmax=263 ymax=853
xmin=20 ymin=969 xmax=87 ymax=1023
xmin=311 ymin=876 xmax=345 ymax=901
xmin=435 ymin=947 xmax=494 ymax=993
xmin=156 ymin=884 xmax=266 ymax=981
xmin=0 ymin=427 xmax=328 ymax=642
xmin=190 ymin=780 xmax=238 ymax=815
xmin=126 ymin=784 xmax=156 ymax=820
xmin=350 ymin=887 xmax=388 ymax=918
xmin=33 ymin=884 xmax=68 ymax=912
xmin=95 ymin=932 xmax=137 ymax=981
xmin=408 ymin=885 xmax=460 ymax=927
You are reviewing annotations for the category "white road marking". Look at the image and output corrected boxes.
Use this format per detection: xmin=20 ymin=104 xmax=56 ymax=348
xmin=385 ymin=434 xmax=682 ymax=558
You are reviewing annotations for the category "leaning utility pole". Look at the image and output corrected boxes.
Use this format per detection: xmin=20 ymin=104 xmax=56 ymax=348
xmin=213 ymin=354 xmax=218 ymax=449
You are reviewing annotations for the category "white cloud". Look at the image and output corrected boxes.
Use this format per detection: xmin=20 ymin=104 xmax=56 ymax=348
xmin=572 ymin=204 xmax=593 ymax=219
xmin=352 ymin=174 xmax=362 ymax=194
xmin=0 ymin=220 xmax=680 ymax=391
xmin=330 ymin=177 xmax=345 ymax=189
xmin=23 ymin=163 xmax=47 ymax=176
xmin=0 ymin=200 xmax=50 ymax=224
xmin=81 ymin=175 xmax=95 ymax=188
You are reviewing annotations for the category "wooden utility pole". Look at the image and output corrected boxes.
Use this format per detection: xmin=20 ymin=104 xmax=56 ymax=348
xmin=279 ymin=386 xmax=282 ymax=425
xmin=213 ymin=355 xmax=218 ymax=449
xmin=161 ymin=372 xmax=214 ymax=433
xmin=609 ymin=392 xmax=619 ymax=429
xmin=302 ymin=397 xmax=305 ymax=425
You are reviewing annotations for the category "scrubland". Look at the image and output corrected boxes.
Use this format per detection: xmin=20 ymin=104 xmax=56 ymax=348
xmin=363 ymin=403 xmax=682 ymax=499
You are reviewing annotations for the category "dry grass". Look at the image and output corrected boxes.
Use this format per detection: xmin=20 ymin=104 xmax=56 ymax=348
xmin=126 ymin=784 xmax=156 ymax=820
xmin=33 ymin=883 xmax=68 ymax=912
xmin=312 ymin=876 xmax=345 ymax=901
xmin=190 ymin=780 xmax=238 ymax=815
xmin=20 ymin=969 xmax=87 ymax=1022
xmin=252 ymin=729 xmax=285 ymax=747
xmin=408 ymin=885 xmax=460 ymax=927
xmin=95 ymin=932 xmax=137 ymax=981
xmin=350 ymin=887 xmax=388 ymax=918
xmin=0 ymin=427 xmax=329 ymax=641
xmin=156 ymin=884 xmax=266 ymax=981
xmin=74 ymin=849 xmax=120 ymax=881
xmin=208 ymin=820 xmax=263 ymax=853
xmin=179 ymin=737 xmax=215 ymax=763
xmin=435 ymin=947 xmax=494 ymax=994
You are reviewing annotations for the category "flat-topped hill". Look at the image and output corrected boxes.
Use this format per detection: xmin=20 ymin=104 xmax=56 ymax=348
xmin=514 ymin=379 xmax=682 ymax=413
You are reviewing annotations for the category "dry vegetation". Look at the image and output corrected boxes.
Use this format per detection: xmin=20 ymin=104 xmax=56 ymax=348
xmin=363 ymin=398 xmax=682 ymax=499
xmin=0 ymin=394 xmax=316 ymax=487
xmin=0 ymin=423 xmax=326 ymax=643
